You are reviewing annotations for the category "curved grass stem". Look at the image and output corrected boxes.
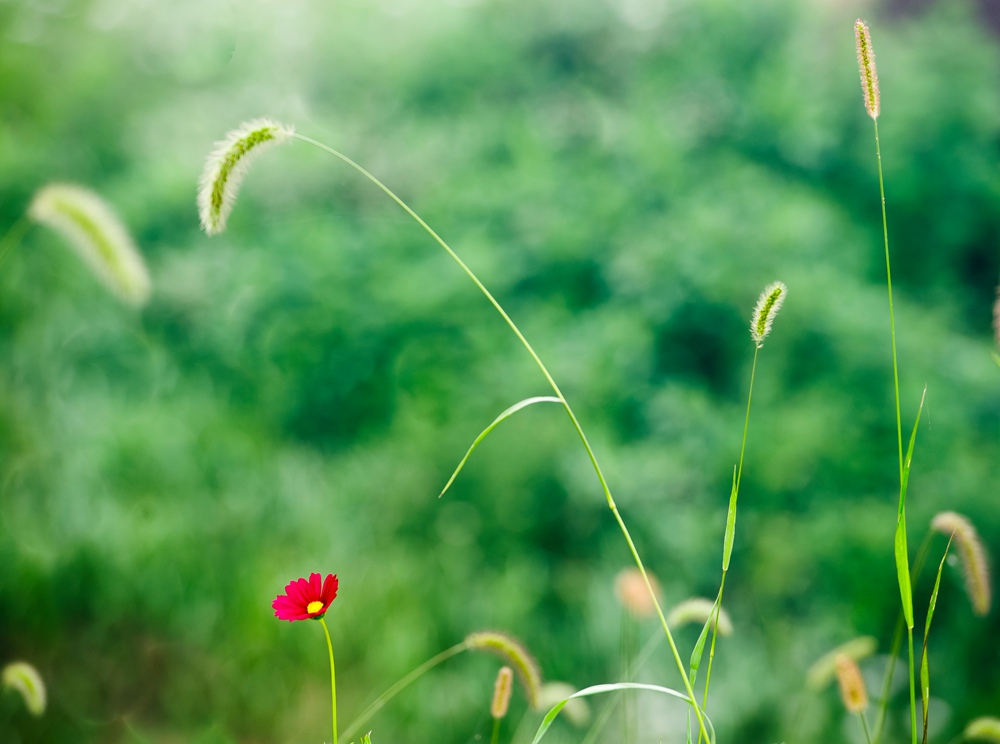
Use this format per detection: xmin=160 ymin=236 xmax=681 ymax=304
xmin=292 ymin=133 xmax=711 ymax=742
xmin=341 ymin=641 xmax=469 ymax=741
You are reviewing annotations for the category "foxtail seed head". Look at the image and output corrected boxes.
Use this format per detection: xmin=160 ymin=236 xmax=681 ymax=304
xmin=834 ymin=654 xmax=868 ymax=713
xmin=806 ymin=636 xmax=877 ymax=690
xmin=491 ymin=666 xmax=514 ymax=719
xmin=198 ymin=118 xmax=294 ymax=235
xmin=965 ymin=717 xmax=1000 ymax=742
xmin=855 ymin=20 xmax=880 ymax=119
xmin=28 ymin=183 xmax=151 ymax=306
xmin=750 ymin=281 xmax=787 ymax=347
xmin=613 ymin=567 xmax=662 ymax=619
xmin=931 ymin=511 xmax=992 ymax=616
xmin=465 ymin=631 xmax=542 ymax=709
xmin=666 ymin=597 xmax=733 ymax=636
xmin=2 ymin=661 xmax=46 ymax=716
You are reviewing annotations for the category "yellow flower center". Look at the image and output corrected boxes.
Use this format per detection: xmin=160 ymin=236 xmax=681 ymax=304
xmin=306 ymin=601 xmax=324 ymax=614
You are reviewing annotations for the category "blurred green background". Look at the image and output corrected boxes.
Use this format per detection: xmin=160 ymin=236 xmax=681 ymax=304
xmin=1 ymin=0 xmax=999 ymax=741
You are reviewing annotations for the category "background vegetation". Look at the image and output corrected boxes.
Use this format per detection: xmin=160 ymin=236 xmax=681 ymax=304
xmin=1 ymin=0 xmax=998 ymax=741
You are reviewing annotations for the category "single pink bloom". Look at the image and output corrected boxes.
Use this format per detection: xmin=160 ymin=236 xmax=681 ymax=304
xmin=272 ymin=572 xmax=339 ymax=621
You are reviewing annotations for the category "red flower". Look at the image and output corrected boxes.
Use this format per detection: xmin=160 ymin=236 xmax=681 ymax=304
xmin=272 ymin=573 xmax=339 ymax=621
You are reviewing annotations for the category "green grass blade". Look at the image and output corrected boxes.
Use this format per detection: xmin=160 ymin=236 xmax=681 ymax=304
xmin=439 ymin=396 xmax=562 ymax=497
xmin=920 ymin=536 xmax=953 ymax=744
xmin=895 ymin=388 xmax=927 ymax=630
xmin=895 ymin=514 xmax=914 ymax=629
xmin=722 ymin=467 xmax=738 ymax=571
xmin=530 ymin=683 xmax=710 ymax=744
xmin=688 ymin=588 xmax=724 ymax=688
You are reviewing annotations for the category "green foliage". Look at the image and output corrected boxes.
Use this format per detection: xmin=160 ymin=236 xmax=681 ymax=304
xmin=0 ymin=0 xmax=999 ymax=742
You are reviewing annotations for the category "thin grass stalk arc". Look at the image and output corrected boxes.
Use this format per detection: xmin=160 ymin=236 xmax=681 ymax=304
xmin=288 ymin=132 xmax=712 ymax=741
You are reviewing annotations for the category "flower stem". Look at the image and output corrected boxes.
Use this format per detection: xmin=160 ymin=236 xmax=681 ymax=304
xmin=292 ymin=133 xmax=711 ymax=742
xmin=490 ymin=717 xmax=502 ymax=744
xmin=319 ymin=617 xmax=338 ymax=744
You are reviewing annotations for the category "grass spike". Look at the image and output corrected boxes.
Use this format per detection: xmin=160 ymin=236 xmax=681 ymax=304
xmin=198 ymin=118 xmax=293 ymax=235
xmin=29 ymin=183 xmax=151 ymax=305
xmin=930 ymin=511 xmax=992 ymax=616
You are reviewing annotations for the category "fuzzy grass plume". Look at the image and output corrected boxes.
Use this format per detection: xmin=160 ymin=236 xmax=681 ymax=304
xmin=28 ymin=183 xmax=151 ymax=305
xmin=966 ymin=717 xmax=1000 ymax=742
xmin=835 ymin=654 xmax=869 ymax=713
xmin=465 ymin=631 xmax=542 ymax=709
xmin=750 ymin=281 xmax=787 ymax=347
xmin=491 ymin=666 xmax=514 ymax=719
xmin=2 ymin=661 xmax=46 ymax=716
xmin=198 ymin=118 xmax=294 ymax=235
xmin=855 ymin=19 xmax=880 ymax=119
xmin=806 ymin=636 xmax=877 ymax=691
xmin=931 ymin=511 xmax=992 ymax=616
xmin=614 ymin=567 xmax=663 ymax=620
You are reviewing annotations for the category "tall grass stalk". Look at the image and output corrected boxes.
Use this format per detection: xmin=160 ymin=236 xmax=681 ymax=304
xmin=699 ymin=281 xmax=785 ymax=724
xmin=286 ymin=132 xmax=712 ymax=741
xmin=855 ymin=19 xmax=917 ymax=744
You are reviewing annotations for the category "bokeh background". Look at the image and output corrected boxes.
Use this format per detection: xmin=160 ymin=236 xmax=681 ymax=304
xmin=1 ymin=0 xmax=998 ymax=741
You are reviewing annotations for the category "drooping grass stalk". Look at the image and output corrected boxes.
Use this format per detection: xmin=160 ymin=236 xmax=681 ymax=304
xmin=198 ymin=119 xmax=709 ymax=740
xmin=342 ymin=631 xmax=539 ymax=741
xmin=342 ymin=642 xmax=468 ymax=740
xmin=286 ymin=132 xmax=712 ymax=742
xmin=319 ymin=617 xmax=339 ymax=744
xmin=856 ymin=19 xmax=917 ymax=744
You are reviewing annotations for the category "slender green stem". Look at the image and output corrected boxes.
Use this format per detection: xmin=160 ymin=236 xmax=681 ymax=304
xmin=873 ymin=119 xmax=903 ymax=483
xmin=860 ymin=710 xmax=874 ymax=744
xmin=319 ymin=617 xmax=338 ymax=744
xmin=700 ymin=344 xmax=759 ymax=724
xmin=700 ymin=571 xmax=726 ymax=718
xmin=906 ymin=626 xmax=917 ymax=744
xmin=490 ymin=716 xmax=501 ymax=744
xmin=873 ymin=117 xmax=914 ymax=744
xmin=292 ymin=133 xmax=711 ymax=743
xmin=342 ymin=641 xmax=469 ymax=740
xmin=0 ymin=215 xmax=30 ymax=271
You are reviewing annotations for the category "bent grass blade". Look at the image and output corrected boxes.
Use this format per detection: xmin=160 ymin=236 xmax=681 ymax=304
xmin=439 ymin=396 xmax=563 ymax=498
xmin=530 ymin=683 xmax=714 ymax=744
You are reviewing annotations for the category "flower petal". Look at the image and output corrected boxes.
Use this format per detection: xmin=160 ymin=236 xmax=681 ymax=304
xmin=321 ymin=574 xmax=339 ymax=604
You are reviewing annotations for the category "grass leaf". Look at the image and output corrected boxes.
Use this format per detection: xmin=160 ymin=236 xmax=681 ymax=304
xmin=530 ymin=683 xmax=709 ymax=744
xmin=439 ymin=396 xmax=562 ymax=497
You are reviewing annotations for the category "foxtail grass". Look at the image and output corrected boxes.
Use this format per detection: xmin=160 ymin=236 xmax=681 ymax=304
xmin=341 ymin=630 xmax=540 ymax=740
xmin=28 ymin=183 xmax=151 ymax=305
xmin=855 ymin=19 xmax=921 ymax=744
xmin=931 ymin=512 xmax=992 ymax=616
xmin=1 ymin=661 xmax=46 ymax=717
xmin=696 ymin=280 xmax=786 ymax=733
xmin=836 ymin=654 xmax=873 ymax=744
